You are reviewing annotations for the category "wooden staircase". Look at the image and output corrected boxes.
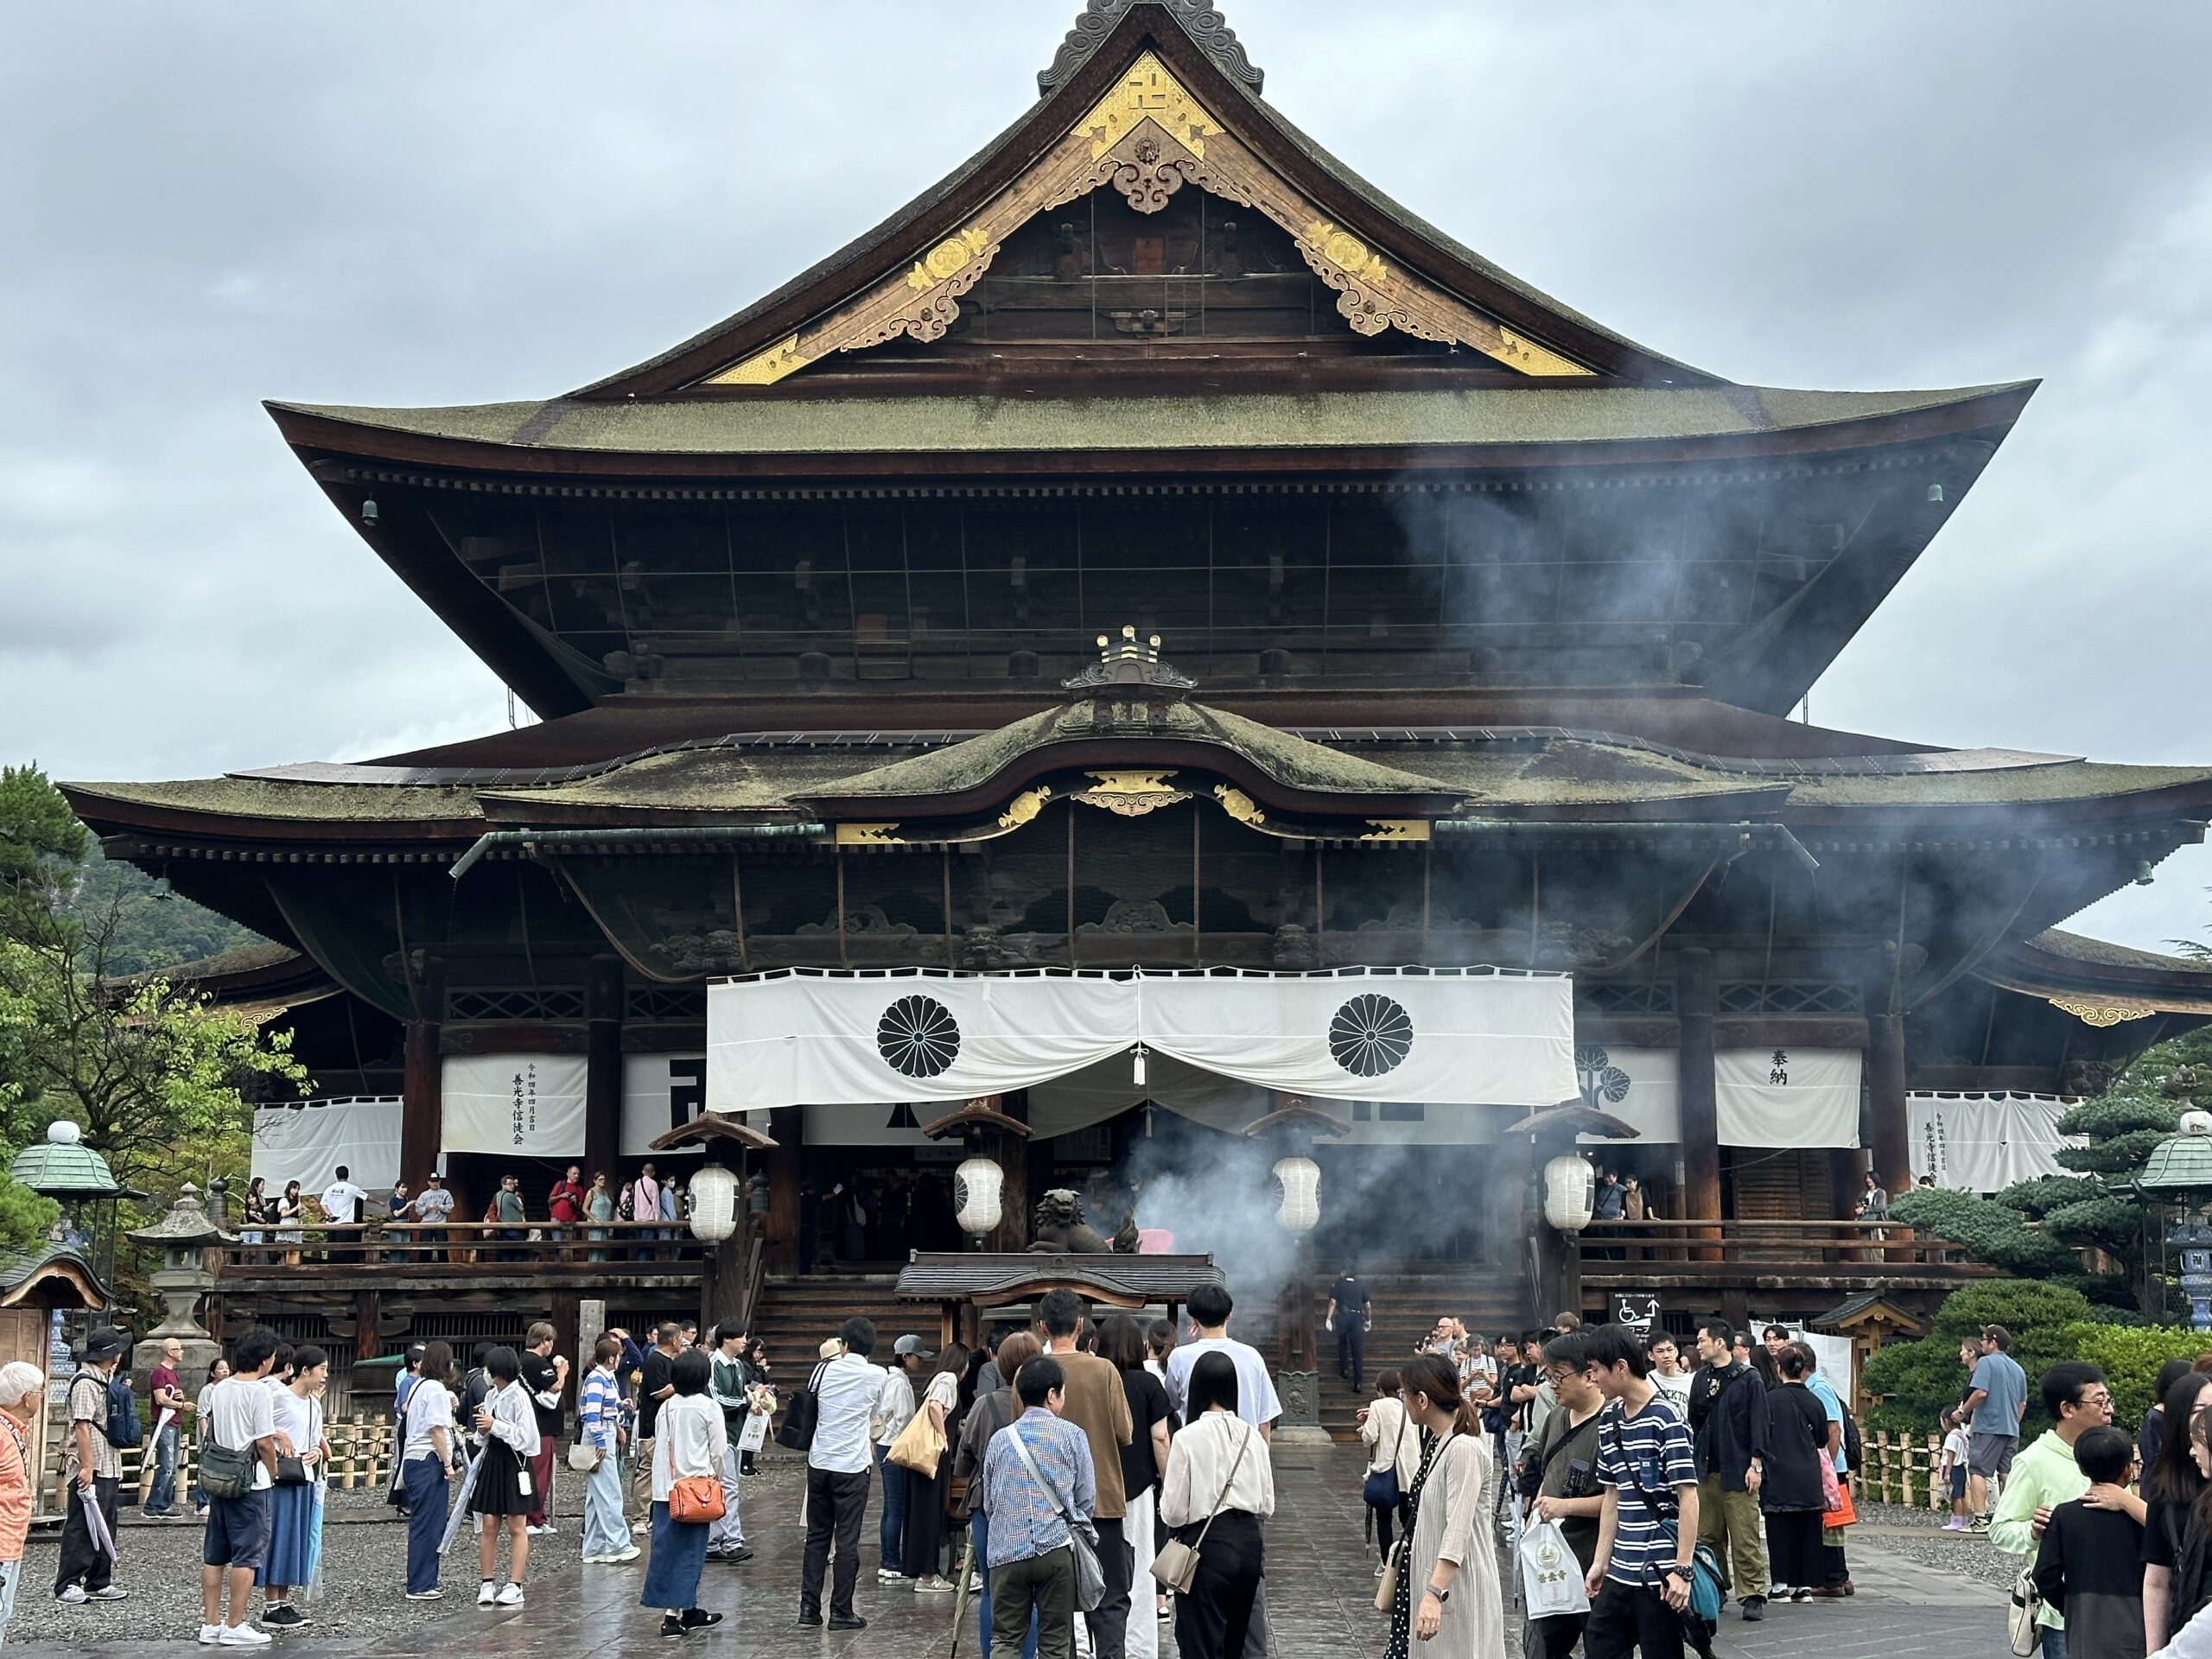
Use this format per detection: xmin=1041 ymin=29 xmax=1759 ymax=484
xmin=1308 ymin=1266 xmax=1533 ymax=1441
xmin=749 ymin=1272 xmax=918 ymax=1371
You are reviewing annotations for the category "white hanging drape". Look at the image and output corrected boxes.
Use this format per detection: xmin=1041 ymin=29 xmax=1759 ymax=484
xmin=251 ymin=1097 xmax=403 ymax=1194
xmin=1908 ymin=1093 xmax=2082 ymax=1193
xmin=705 ymin=967 xmax=1576 ymax=1116
xmin=442 ymin=1054 xmax=589 ymax=1158
xmin=1714 ymin=1048 xmax=1863 ymax=1148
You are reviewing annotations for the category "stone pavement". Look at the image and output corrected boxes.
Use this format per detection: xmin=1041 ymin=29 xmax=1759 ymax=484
xmin=9 ymin=1446 xmax=2010 ymax=1658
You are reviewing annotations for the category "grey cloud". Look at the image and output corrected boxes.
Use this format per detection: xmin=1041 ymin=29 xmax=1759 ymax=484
xmin=4 ymin=1 xmax=2209 ymax=945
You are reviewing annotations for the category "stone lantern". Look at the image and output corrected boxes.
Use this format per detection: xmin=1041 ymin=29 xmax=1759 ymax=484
xmin=124 ymin=1182 xmax=235 ymax=1393
xmin=2140 ymin=1070 xmax=2212 ymax=1328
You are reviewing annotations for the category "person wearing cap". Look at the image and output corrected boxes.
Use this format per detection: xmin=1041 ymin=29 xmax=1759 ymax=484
xmin=56 ymin=1326 xmax=130 ymax=1605
xmin=873 ymin=1334 xmax=932 ymax=1582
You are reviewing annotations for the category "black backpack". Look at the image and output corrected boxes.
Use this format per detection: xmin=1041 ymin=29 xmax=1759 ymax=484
xmin=1840 ymin=1396 xmax=1863 ymax=1474
xmin=79 ymin=1370 xmax=142 ymax=1450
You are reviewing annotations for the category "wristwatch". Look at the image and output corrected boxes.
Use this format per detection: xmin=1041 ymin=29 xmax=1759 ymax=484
xmin=1426 ymin=1585 xmax=1451 ymax=1604
xmin=1665 ymin=1566 xmax=1692 ymax=1584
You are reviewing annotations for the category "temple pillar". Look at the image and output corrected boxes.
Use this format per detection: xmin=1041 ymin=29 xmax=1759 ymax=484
xmin=1866 ymin=999 xmax=1913 ymax=1203
xmin=400 ymin=1018 xmax=442 ymax=1190
xmin=1676 ymin=949 xmax=1722 ymax=1227
xmin=584 ymin=957 xmax=624 ymax=1180
xmin=990 ymin=1089 xmax=1032 ymax=1254
xmin=766 ymin=1106 xmax=802 ymax=1274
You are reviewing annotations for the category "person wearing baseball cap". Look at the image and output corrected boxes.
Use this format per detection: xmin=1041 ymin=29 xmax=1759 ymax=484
xmin=56 ymin=1328 xmax=130 ymax=1606
xmin=871 ymin=1337 xmax=935 ymax=1583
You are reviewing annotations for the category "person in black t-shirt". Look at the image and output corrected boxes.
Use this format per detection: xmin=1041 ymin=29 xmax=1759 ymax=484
xmin=518 ymin=1321 xmax=569 ymax=1535
xmin=1326 ymin=1264 xmax=1375 ymax=1391
xmin=629 ymin=1323 xmax=680 ymax=1534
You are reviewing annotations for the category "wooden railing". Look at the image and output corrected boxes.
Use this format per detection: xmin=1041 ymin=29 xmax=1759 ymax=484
xmin=219 ymin=1218 xmax=707 ymax=1273
xmin=1860 ymin=1430 xmax=1953 ymax=1511
xmin=1572 ymin=1218 xmax=1991 ymax=1282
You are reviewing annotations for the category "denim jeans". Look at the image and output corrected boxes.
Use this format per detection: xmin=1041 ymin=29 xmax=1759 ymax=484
xmin=709 ymin=1445 xmax=746 ymax=1553
xmin=2041 ymin=1629 xmax=2068 ymax=1659
xmin=403 ymin=1456 xmax=447 ymax=1594
xmin=971 ymin=1511 xmax=1039 ymax=1659
xmin=147 ymin=1420 xmax=181 ymax=1514
xmin=582 ymin=1446 xmax=629 ymax=1560
xmin=876 ymin=1444 xmax=907 ymax=1572
xmin=0 ymin=1557 xmax=18 ymax=1646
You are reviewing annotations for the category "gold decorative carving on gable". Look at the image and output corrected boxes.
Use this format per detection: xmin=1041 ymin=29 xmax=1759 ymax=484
xmin=1078 ymin=52 xmax=1223 ymax=161
xmin=1212 ymin=784 xmax=1266 ymax=828
xmin=998 ymin=785 xmax=1053 ymax=830
xmin=696 ymin=51 xmax=1593 ymax=386
xmin=1359 ymin=819 xmax=1431 ymax=842
xmin=910 ymin=227 xmax=993 ymax=290
xmin=2049 ymin=997 xmax=2156 ymax=1028
xmin=1071 ymin=769 xmax=1190 ymax=817
xmin=835 ymin=822 xmax=903 ymax=847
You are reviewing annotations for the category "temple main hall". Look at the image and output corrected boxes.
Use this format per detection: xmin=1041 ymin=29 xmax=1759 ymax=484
xmin=63 ymin=0 xmax=2212 ymax=1401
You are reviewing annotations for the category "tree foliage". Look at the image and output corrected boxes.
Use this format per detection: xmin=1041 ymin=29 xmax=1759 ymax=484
xmin=0 ymin=765 xmax=303 ymax=1266
xmin=1861 ymin=1279 xmax=2094 ymax=1436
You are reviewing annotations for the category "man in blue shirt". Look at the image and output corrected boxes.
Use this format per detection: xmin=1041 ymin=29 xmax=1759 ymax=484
xmin=979 ymin=1357 xmax=1096 ymax=1659
xmin=1964 ymin=1323 xmax=2028 ymax=1531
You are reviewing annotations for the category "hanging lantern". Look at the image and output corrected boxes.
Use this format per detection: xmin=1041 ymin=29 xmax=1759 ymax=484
xmin=1272 ymin=1155 xmax=1321 ymax=1233
xmin=688 ymin=1163 xmax=740 ymax=1243
xmin=1542 ymin=1153 xmax=1596 ymax=1233
xmin=955 ymin=1156 xmax=1005 ymax=1239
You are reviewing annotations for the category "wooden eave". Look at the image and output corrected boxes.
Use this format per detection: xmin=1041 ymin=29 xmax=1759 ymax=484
xmin=1979 ymin=932 xmax=2212 ymax=1015
xmin=265 ymin=382 xmax=2031 ymax=484
xmin=569 ymin=6 xmax=1705 ymax=400
xmin=792 ymin=734 xmax=1459 ymax=823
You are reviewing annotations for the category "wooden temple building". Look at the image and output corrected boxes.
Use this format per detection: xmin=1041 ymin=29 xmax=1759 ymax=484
xmin=61 ymin=1 xmax=2212 ymax=1388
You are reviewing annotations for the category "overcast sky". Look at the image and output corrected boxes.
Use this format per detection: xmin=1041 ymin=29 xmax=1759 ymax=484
xmin=5 ymin=2 xmax=2211 ymax=950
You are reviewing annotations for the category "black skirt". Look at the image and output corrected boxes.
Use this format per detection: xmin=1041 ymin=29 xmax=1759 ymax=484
xmin=468 ymin=1439 xmax=531 ymax=1516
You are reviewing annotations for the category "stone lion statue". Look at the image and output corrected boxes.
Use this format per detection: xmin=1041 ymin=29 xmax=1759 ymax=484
xmin=1029 ymin=1189 xmax=1109 ymax=1254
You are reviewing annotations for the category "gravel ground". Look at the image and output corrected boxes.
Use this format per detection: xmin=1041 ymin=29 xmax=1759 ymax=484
xmin=1849 ymin=1499 xmax=2017 ymax=1590
xmin=10 ymin=1470 xmax=612 ymax=1646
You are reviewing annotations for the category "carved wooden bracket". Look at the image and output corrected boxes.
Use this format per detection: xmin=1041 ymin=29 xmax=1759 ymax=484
xmin=702 ymin=51 xmax=1592 ymax=386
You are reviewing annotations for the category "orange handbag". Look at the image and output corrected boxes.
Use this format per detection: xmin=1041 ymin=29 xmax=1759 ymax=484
xmin=664 ymin=1431 xmax=726 ymax=1524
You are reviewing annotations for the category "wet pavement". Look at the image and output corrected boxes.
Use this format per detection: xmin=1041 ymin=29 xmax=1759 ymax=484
xmin=9 ymin=1446 xmax=2009 ymax=1658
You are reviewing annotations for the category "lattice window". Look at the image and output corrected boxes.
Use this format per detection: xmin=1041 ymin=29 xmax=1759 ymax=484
xmin=446 ymin=987 xmax=588 ymax=1022
xmin=629 ymin=987 xmax=708 ymax=1022
xmin=1579 ymin=982 xmax=1675 ymax=1015
xmin=1714 ymin=982 xmax=1861 ymax=1016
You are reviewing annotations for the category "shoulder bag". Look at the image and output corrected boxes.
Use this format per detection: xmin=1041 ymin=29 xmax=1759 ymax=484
xmin=1601 ymin=1415 xmax=1725 ymax=1625
xmin=2009 ymin=1561 xmax=2045 ymax=1656
xmin=888 ymin=1395 xmax=947 ymax=1478
xmin=1376 ymin=1428 xmax=1453 ymax=1613
xmin=1007 ymin=1426 xmax=1103 ymax=1611
xmin=1154 ymin=1421 xmax=1254 ymax=1594
xmin=776 ymin=1361 xmax=828 ymax=1452
xmin=1363 ymin=1404 xmax=1408 ymax=1510
xmin=664 ymin=1409 xmax=726 ymax=1524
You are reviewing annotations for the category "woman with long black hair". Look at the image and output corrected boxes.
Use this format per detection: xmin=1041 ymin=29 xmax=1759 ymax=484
xmin=400 ymin=1341 xmax=458 ymax=1599
xmin=1381 ymin=1352 xmax=1505 ymax=1659
xmin=1759 ymin=1342 xmax=1832 ymax=1601
xmin=2145 ymin=1370 xmax=2212 ymax=1649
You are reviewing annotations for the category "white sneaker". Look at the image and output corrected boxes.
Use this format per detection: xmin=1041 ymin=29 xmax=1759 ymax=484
xmin=496 ymin=1582 xmax=524 ymax=1607
xmin=218 ymin=1625 xmax=272 ymax=1647
xmin=87 ymin=1586 xmax=130 ymax=1602
xmin=405 ymin=1588 xmax=443 ymax=1600
xmin=56 ymin=1585 xmax=86 ymax=1605
xmin=877 ymin=1567 xmax=904 ymax=1583
xmin=199 ymin=1624 xmax=222 ymax=1644
xmin=477 ymin=1581 xmax=497 ymax=1607
xmin=914 ymin=1574 xmax=957 ymax=1594
xmin=616 ymin=1544 xmax=642 ymax=1562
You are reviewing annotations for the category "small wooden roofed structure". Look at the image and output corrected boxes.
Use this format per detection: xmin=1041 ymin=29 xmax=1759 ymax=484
xmin=0 ymin=1247 xmax=109 ymax=1519
xmin=896 ymin=1250 xmax=1223 ymax=1352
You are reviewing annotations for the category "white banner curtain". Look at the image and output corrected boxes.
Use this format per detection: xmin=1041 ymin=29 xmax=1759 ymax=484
xmin=1714 ymin=1048 xmax=1862 ymax=1148
xmin=251 ymin=1097 xmax=403 ymax=1195
xmin=1573 ymin=1046 xmax=1681 ymax=1145
xmin=441 ymin=1054 xmax=588 ymax=1158
xmin=706 ymin=967 xmax=1576 ymax=1116
xmin=620 ymin=1052 xmax=709 ymax=1157
xmin=1908 ymin=1093 xmax=2082 ymax=1193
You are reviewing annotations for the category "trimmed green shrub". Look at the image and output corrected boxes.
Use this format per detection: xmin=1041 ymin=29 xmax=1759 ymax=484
xmin=1861 ymin=1281 xmax=2093 ymax=1438
xmin=2061 ymin=1322 xmax=2209 ymax=1428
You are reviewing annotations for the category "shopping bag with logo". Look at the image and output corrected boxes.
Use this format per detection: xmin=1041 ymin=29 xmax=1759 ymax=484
xmin=1517 ymin=1519 xmax=1591 ymax=1619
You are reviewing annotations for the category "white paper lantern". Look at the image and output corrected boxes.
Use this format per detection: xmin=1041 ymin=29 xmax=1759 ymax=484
xmin=688 ymin=1163 xmax=740 ymax=1243
xmin=1542 ymin=1154 xmax=1596 ymax=1233
xmin=955 ymin=1157 xmax=1005 ymax=1238
xmin=1273 ymin=1155 xmax=1321 ymax=1233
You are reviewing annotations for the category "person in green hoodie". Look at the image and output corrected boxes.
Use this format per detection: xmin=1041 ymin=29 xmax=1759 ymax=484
xmin=1993 ymin=1361 xmax=2139 ymax=1659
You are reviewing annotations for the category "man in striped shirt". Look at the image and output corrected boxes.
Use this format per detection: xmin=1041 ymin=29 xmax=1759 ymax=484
xmin=1582 ymin=1324 xmax=1700 ymax=1659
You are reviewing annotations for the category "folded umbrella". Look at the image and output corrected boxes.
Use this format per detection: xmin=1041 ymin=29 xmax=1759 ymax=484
xmin=441 ymin=1447 xmax=486 ymax=1555
xmin=80 ymin=1484 xmax=118 ymax=1561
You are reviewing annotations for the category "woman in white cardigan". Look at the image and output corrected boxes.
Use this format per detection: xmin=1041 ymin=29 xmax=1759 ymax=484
xmin=641 ymin=1348 xmax=728 ymax=1637
xmin=1382 ymin=1353 xmax=1505 ymax=1659
xmin=1160 ymin=1351 xmax=1275 ymax=1659
xmin=467 ymin=1346 xmax=542 ymax=1608
xmin=1358 ymin=1370 xmax=1419 ymax=1576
